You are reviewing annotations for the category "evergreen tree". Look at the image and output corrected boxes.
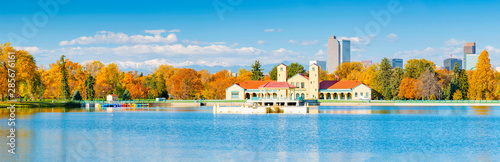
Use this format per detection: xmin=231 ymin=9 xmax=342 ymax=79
xmin=390 ymin=67 xmax=404 ymax=99
xmin=85 ymin=74 xmax=95 ymax=100
xmin=458 ymin=70 xmax=469 ymax=100
xmin=60 ymin=55 xmax=70 ymax=100
xmin=122 ymin=90 xmax=131 ymax=100
xmin=250 ymin=60 xmax=264 ymax=80
xmin=378 ymin=58 xmax=393 ymax=99
xmin=269 ymin=65 xmax=278 ymax=80
xmin=72 ymin=90 xmax=82 ymax=101
xmin=446 ymin=63 xmax=460 ymax=100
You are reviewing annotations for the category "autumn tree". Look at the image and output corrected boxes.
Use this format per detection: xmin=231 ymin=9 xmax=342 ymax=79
xmin=419 ymin=69 xmax=441 ymax=99
xmin=468 ymin=50 xmax=496 ymax=100
xmin=250 ymin=60 xmax=263 ymax=80
xmin=95 ymin=63 xmax=122 ymax=98
xmin=398 ymin=77 xmax=418 ymax=100
xmin=334 ymin=62 xmax=364 ymax=80
xmin=453 ymin=89 xmax=463 ymax=100
xmin=170 ymin=68 xmax=203 ymax=99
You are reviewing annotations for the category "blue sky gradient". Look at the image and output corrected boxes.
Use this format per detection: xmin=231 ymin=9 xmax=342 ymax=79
xmin=1 ymin=0 xmax=499 ymax=72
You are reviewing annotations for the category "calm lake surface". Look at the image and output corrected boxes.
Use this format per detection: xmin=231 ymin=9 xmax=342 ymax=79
xmin=1 ymin=106 xmax=500 ymax=161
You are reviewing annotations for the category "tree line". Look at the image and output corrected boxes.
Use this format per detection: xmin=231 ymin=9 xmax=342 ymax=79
xmin=1 ymin=42 xmax=499 ymax=101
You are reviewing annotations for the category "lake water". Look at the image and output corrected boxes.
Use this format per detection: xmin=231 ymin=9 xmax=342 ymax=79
xmin=1 ymin=106 xmax=500 ymax=161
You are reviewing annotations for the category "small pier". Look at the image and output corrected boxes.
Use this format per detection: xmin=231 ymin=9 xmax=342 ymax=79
xmin=213 ymin=99 xmax=313 ymax=114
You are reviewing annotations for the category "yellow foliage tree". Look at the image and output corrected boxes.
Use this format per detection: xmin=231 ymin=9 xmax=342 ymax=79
xmin=453 ymin=89 xmax=463 ymax=100
xmin=468 ymin=50 xmax=496 ymax=100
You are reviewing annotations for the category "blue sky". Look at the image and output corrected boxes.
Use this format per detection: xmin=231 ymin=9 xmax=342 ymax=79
xmin=2 ymin=0 xmax=500 ymax=72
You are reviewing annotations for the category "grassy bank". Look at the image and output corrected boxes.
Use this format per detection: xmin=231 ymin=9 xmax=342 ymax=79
xmin=0 ymin=101 xmax=81 ymax=108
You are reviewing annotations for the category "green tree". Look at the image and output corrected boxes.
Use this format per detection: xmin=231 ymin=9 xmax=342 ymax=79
xmin=390 ymin=67 xmax=404 ymax=99
xmin=122 ymin=89 xmax=131 ymax=100
xmin=378 ymin=58 xmax=393 ymax=99
xmin=60 ymin=55 xmax=70 ymax=100
xmin=85 ymin=74 xmax=95 ymax=100
xmin=445 ymin=63 xmax=461 ymax=100
xmin=458 ymin=69 xmax=469 ymax=100
xmin=287 ymin=62 xmax=306 ymax=78
xmin=250 ymin=60 xmax=264 ymax=80
xmin=72 ymin=90 xmax=82 ymax=101
xmin=404 ymin=59 xmax=434 ymax=79
xmin=269 ymin=65 xmax=278 ymax=80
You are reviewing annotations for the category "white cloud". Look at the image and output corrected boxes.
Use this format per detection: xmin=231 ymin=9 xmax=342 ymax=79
xmin=181 ymin=40 xmax=226 ymax=45
xmin=338 ymin=35 xmax=374 ymax=45
xmin=314 ymin=49 xmax=325 ymax=56
xmin=485 ymin=46 xmax=500 ymax=53
xmin=144 ymin=29 xmax=166 ymax=35
xmin=444 ymin=38 xmax=466 ymax=46
xmin=59 ymin=31 xmax=178 ymax=46
xmin=264 ymin=29 xmax=275 ymax=32
xmin=264 ymin=29 xmax=283 ymax=32
xmin=116 ymin=58 xmax=231 ymax=70
xmin=15 ymin=46 xmax=41 ymax=54
xmin=257 ymin=40 xmax=267 ymax=45
xmin=168 ymin=29 xmax=181 ymax=32
xmin=288 ymin=40 xmax=319 ymax=46
xmin=386 ymin=33 xmax=398 ymax=42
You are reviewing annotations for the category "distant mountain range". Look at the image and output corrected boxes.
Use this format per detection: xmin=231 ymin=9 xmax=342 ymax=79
xmin=120 ymin=61 xmax=298 ymax=75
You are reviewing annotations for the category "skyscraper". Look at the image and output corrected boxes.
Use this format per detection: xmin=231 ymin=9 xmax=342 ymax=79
xmin=443 ymin=58 xmax=462 ymax=71
xmin=464 ymin=42 xmax=476 ymax=68
xmin=391 ymin=58 xmax=403 ymax=69
xmin=309 ymin=60 xmax=327 ymax=71
xmin=327 ymin=35 xmax=340 ymax=72
xmin=341 ymin=40 xmax=350 ymax=63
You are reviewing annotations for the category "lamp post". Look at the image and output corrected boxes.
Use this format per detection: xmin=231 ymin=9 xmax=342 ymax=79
xmin=102 ymin=90 xmax=104 ymax=103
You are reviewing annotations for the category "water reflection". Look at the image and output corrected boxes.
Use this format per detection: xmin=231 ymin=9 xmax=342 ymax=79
xmin=0 ymin=106 xmax=500 ymax=161
xmin=317 ymin=106 xmax=494 ymax=116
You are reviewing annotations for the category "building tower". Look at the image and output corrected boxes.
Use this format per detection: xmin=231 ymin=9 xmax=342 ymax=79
xmin=341 ymin=39 xmax=351 ymax=63
xmin=277 ymin=63 xmax=287 ymax=82
xmin=464 ymin=42 xmax=476 ymax=68
xmin=327 ymin=35 xmax=340 ymax=72
xmin=308 ymin=63 xmax=320 ymax=99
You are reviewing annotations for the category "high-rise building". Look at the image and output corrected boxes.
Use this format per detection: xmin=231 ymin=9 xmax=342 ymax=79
xmin=327 ymin=35 xmax=340 ymax=72
xmin=443 ymin=58 xmax=462 ymax=71
xmin=309 ymin=60 xmax=327 ymax=71
xmin=341 ymin=40 xmax=350 ymax=63
xmin=464 ymin=42 xmax=476 ymax=68
xmin=391 ymin=58 xmax=403 ymax=69
xmin=361 ymin=60 xmax=372 ymax=67
xmin=465 ymin=54 xmax=479 ymax=70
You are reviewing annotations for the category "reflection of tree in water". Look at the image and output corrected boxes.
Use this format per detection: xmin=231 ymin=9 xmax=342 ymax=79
xmin=471 ymin=106 xmax=491 ymax=115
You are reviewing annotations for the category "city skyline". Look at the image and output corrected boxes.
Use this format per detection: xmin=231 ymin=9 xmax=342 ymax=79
xmin=2 ymin=0 xmax=500 ymax=73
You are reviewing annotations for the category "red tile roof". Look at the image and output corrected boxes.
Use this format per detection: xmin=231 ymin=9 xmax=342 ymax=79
xmin=259 ymin=82 xmax=297 ymax=88
xmin=319 ymin=80 xmax=370 ymax=89
xmin=237 ymin=80 xmax=274 ymax=89
xmin=109 ymin=94 xmax=118 ymax=96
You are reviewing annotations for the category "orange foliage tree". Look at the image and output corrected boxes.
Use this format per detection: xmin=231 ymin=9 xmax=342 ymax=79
xmin=398 ymin=77 xmax=418 ymax=99
xmin=170 ymin=68 xmax=203 ymax=99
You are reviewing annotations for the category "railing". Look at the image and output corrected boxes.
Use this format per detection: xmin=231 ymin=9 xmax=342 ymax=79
xmin=80 ymin=99 xmax=246 ymax=104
